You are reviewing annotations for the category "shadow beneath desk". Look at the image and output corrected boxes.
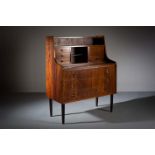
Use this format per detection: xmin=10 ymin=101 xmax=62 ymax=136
xmin=86 ymin=96 xmax=155 ymax=123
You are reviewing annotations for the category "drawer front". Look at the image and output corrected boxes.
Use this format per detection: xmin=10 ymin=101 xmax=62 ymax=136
xmin=54 ymin=46 xmax=71 ymax=53
xmin=54 ymin=47 xmax=71 ymax=65
xmin=62 ymin=65 xmax=116 ymax=103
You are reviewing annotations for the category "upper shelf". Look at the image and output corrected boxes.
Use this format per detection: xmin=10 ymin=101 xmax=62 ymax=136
xmin=53 ymin=36 xmax=105 ymax=46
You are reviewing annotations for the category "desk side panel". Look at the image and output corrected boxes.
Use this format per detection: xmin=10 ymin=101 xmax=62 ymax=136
xmin=46 ymin=36 xmax=55 ymax=99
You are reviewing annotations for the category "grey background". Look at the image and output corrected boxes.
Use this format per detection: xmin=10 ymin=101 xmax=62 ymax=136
xmin=0 ymin=26 xmax=155 ymax=92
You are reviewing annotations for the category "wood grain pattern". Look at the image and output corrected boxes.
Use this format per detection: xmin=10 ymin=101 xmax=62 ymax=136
xmin=46 ymin=36 xmax=116 ymax=104
xmin=46 ymin=36 xmax=54 ymax=99
xmin=88 ymin=45 xmax=105 ymax=62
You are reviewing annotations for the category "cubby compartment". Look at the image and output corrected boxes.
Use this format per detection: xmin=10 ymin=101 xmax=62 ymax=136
xmin=70 ymin=47 xmax=88 ymax=63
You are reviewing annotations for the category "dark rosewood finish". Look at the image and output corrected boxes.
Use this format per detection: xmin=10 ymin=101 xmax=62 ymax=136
xmin=46 ymin=36 xmax=117 ymax=124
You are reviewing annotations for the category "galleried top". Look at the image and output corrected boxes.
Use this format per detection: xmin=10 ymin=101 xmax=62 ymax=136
xmin=53 ymin=36 xmax=105 ymax=46
xmin=47 ymin=35 xmax=115 ymax=67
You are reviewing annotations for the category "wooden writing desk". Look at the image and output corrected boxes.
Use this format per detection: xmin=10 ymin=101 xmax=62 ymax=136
xmin=46 ymin=36 xmax=116 ymax=124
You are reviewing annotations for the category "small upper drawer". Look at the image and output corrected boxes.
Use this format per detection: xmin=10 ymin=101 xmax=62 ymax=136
xmin=55 ymin=52 xmax=70 ymax=60
xmin=54 ymin=46 xmax=71 ymax=54
xmin=54 ymin=47 xmax=71 ymax=65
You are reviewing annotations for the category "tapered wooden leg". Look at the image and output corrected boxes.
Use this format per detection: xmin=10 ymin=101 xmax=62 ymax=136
xmin=61 ymin=104 xmax=65 ymax=124
xmin=49 ymin=99 xmax=53 ymax=117
xmin=110 ymin=94 xmax=113 ymax=112
xmin=96 ymin=97 xmax=98 ymax=107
